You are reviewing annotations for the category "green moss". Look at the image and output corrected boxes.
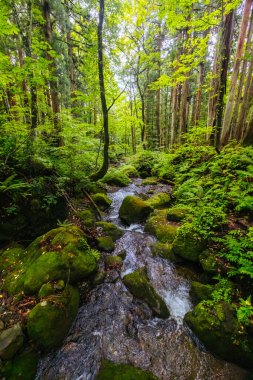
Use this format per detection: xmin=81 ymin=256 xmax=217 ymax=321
xmin=104 ymin=255 xmax=123 ymax=269
xmin=199 ymin=251 xmax=219 ymax=274
xmin=185 ymin=301 xmax=253 ymax=369
xmin=119 ymin=165 xmax=139 ymax=178
xmin=167 ymin=206 xmax=190 ymax=222
xmin=27 ymin=285 xmax=79 ymax=351
xmin=96 ymin=236 xmax=115 ymax=252
xmin=119 ymin=196 xmax=153 ymax=225
xmin=123 ymin=268 xmax=170 ymax=318
xmin=144 ymin=210 xmax=178 ymax=243
xmin=0 ymin=245 xmax=25 ymax=272
xmin=146 ymin=193 xmax=171 ymax=209
xmin=95 ymin=221 xmax=123 ymax=241
xmin=38 ymin=283 xmax=55 ymax=298
xmin=142 ymin=177 xmax=158 ymax=185
xmin=172 ymin=225 xmax=206 ymax=262
xmin=92 ymin=193 xmax=112 ymax=210
xmin=96 ymin=360 xmax=160 ymax=380
xmin=101 ymin=170 xmax=131 ymax=187
xmin=3 ymin=226 xmax=98 ymax=296
xmin=2 ymin=349 xmax=39 ymax=380
xmin=78 ymin=209 xmax=96 ymax=227
xmin=190 ymin=281 xmax=213 ymax=302
xmin=150 ymin=242 xmax=177 ymax=262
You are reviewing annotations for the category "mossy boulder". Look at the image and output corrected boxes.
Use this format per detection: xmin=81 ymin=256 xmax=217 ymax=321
xmin=101 ymin=170 xmax=131 ymax=187
xmin=104 ymin=255 xmax=123 ymax=269
xmin=0 ymin=323 xmax=24 ymax=360
xmin=199 ymin=250 xmax=220 ymax=274
xmin=190 ymin=281 xmax=213 ymax=303
xmin=144 ymin=210 xmax=178 ymax=243
xmin=78 ymin=209 xmax=96 ymax=227
xmin=96 ymin=360 xmax=160 ymax=380
xmin=142 ymin=177 xmax=158 ymax=185
xmin=146 ymin=193 xmax=171 ymax=209
xmin=92 ymin=193 xmax=112 ymax=210
xmin=172 ymin=224 xmax=206 ymax=262
xmin=119 ymin=196 xmax=153 ymax=225
xmin=150 ymin=242 xmax=177 ymax=262
xmin=2 ymin=349 xmax=39 ymax=380
xmin=95 ymin=221 xmax=123 ymax=241
xmin=96 ymin=236 xmax=115 ymax=252
xmin=167 ymin=206 xmax=190 ymax=222
xmin=38 ymin=283 xmax=55 ymax=298
xmin=123 ymin=268 xmax=170 ymax=318
xmin=27 ymin=285 xmax=79 ymax=351
xmin=3 ymin=226 xmax=98 ymax=295
xmin=185 ymin=301 xmax=253 ymax=369
xmin=0 ymin=245 xmax=25 ymax=273
xmin=119 ymin=165 xmax=139 ymax=178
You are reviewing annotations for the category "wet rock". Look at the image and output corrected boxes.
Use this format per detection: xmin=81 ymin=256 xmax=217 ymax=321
xmin=92 ymin=193 xmax=112 ymax=210
xmin=190 ymin=281 xmax=213 ymax=303
xmin=96 ymin=236 xmax=115 ymax=252
xmin=172 ymin=224 xmax=206 ymax=262
xmin=145 ymin=210 xmax=178 ymax=243
xmin=92 ymin=270 xmax=106 ymax=287
xmin=96 ymin=360 xmax=160 ymax=380
xmin=167 ymin=206 xmax=190 ymax=222
xmin=104 ymin=255 xmax=123 ymax=270
xmin=27 ymin=285 xmax=79 ymax=351
xmin=123 ymin=267 xmax=170 ymax=319
xmin=118 ymin=249 xmax=127 ymax=260
xmin=146 ymin=193 xmax=171 ymax=209
xmin=119 ymin=196 xmax=153 ymax=224
xmin=105 ymin=270 xmax=120 ymax=283
xmin=2 ymin=348 xmax=39 ymax=380
xmin=150 ymin=242 xmax=177 ymax=262
xmin=96 ymin=221 xmax=123 ymax=241
xmin=185 ymin=301 xmax=253 ymax=370
xmin=3 ymin=226 xmax=98 ymax=295
xmin=0 ymin=323 xmax=24 ymax=360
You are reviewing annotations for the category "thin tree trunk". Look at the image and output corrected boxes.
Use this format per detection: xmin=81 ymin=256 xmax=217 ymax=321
xmin=90 ymin=0 xmax=109 ymax=181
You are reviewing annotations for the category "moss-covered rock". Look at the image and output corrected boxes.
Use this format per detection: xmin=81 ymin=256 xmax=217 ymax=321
xmin=199 ymin=250 xmax=220 ymax=274
xmin=95 ymin=221 xmax=123 ymax=241
xmin=142 ymin=177 xmax=158 ymax=185
xmin=190 ymin=281 xmax=213 ymax=303
xmin=123 ymin=268 xmax=169 ymax=318
xmin=167 ymin=206 xmax=190 ymax=222
xmin=101 ymin=170 xmax=131 ymax=187
xmin=96 ymin=236 xmax=115 ymax=252
xmin=2 ymin=348 xmax=39 ymax=380
xmin=185 ymin=301 xmax=253 ymax=369
xmin=92 ymin=270 xmax=106 ymax=287
xmin=119 ymin=196 xmax=153 ymax=225
xmin=38 ymin=283 xmax=55 ymax=298
xmin=96 ymin=360 xmax=160 ymax=380
xmin=3 ymin=226 xmax=98 ymax=295
xmin=78 ymin=209 xmax=96 ymax=227
xmin=104 ymin=255 xmax=123 ymax=269
xmin=92 ymin=193 xmax=112 ymax=210
xmin=119 ymin=165 xmax=139 ymax=178
xmin=0 ymin=323 xmax=24 ymax=360
xmin=27 ymin=285 xmax=79 ymax=351
xmin=0 ymin=245 xmax=25 ymax=272
xmin=172 ymin=224 xmax=206 ymax=262
xmin=144 ymin=210 xmax=178 ymax=243
xmin=146 ymin=193 xmax=171 ymax=209
xmin=150 ymin=242 xmax=177 ymax=262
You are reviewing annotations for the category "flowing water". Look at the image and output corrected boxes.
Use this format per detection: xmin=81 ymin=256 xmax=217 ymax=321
xmin=36 ymin=180 xmax=247 ymax=380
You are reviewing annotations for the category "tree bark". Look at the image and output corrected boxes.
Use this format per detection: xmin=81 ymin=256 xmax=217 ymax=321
xmin=90 ymin=0 xmax=109 ymax=181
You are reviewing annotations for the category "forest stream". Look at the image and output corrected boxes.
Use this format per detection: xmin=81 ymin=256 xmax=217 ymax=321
xmin=36 ymin=180 xmax=247 ymax=380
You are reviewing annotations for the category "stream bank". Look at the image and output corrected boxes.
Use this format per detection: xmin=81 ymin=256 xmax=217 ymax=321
xmin=36 ymin=179 xmax=248 ymax=380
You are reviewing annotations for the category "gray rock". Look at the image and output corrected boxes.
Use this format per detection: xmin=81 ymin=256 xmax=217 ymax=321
xmin=0 ymin=323 xmax=24 ymax=360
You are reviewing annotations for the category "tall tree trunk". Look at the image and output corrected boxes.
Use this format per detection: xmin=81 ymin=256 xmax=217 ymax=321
xmin=220 ymin=0 xmax=252 ymax=146
xmin=210 ymin=10 xmax=235 ymax=149
xmin=90 ymin=0 xmax=109 ymax=181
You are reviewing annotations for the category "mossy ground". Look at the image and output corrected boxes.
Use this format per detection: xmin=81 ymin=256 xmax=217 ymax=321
xmin=145 ymin=210 xmax=178 ymax=243
xmin=96 ymin=360 xmax=160 ymax=380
